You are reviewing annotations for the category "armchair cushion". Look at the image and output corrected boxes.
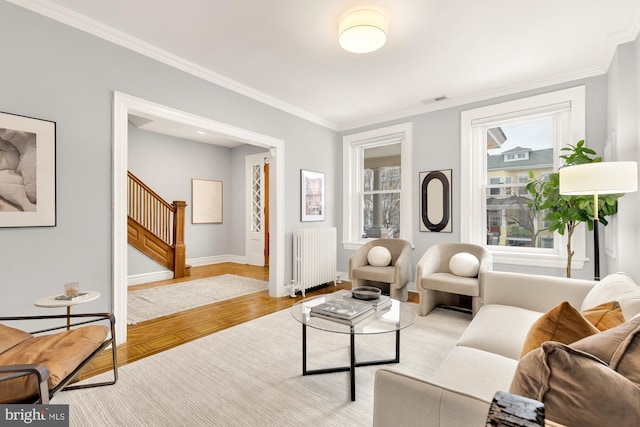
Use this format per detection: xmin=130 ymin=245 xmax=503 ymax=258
xmin=367 ymin=246 xmax=392 ymax=266
xmin=351 ymin=265 xmax=395 ymax=283
xmin=510 ymin=341 xmax=640 ymax=427
xmin=448 ymin=252 xmax=480 ymax=277
xmin=0 ymin=325 xmax=32 ymax=354
xmin=422 ymin=272 xmax=480 ymax=296
xmin=0 ymin=325 xmax=108 ymax=403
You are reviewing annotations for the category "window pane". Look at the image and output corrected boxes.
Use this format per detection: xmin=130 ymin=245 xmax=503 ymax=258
xmin=362 ymin=143 xmax=401 ymax=239
xmin=486 ymin=118 xmax=554 ymax=249
xmin=362 ymin=193 xmax=400 ymax=238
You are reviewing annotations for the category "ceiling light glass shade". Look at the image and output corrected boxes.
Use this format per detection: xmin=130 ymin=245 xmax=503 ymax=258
xmin=559 ymin=161 xmax=638 ymax=195
xmin=338 ymin=9 xmax=387 ymax=53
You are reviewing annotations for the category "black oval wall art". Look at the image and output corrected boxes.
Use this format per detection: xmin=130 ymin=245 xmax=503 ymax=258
xmin=419 ymin=169 xmax=452 ymax=232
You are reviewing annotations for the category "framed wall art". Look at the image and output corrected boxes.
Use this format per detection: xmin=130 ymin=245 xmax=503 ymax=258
xmin=191 ymin=179 xmax=223 ymax=224
xmin=0 ymin=111 xmax=56 ymax=227
xmin=301 ymin=169 xmax=325 ymax=222
xmin=419 ymin=169 xmax=452 ymax=232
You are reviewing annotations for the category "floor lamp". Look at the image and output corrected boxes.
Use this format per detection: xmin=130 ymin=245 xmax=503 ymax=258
xmin=559 ymin=161 xmax=638 ymax=280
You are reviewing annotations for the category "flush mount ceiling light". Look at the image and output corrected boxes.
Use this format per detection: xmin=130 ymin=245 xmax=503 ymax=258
xmin=338 ymin=9 xmax=388 ymax=53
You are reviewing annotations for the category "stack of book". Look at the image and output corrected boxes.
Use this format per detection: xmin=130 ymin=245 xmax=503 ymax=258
xmin=310 ymin=298 xmax=374 ymax=325
xmin=343 ymin=293 xmax=392 ymax=311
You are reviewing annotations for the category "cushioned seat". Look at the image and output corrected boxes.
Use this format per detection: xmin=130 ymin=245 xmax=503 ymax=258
xmin=0 ymin=313 xmax=117 ymax=404
xmin=0 ymin=325 xmax=108 ymax=403
xmin=349 ymin=238 xmax=412 ymax=301
xmin=416 ymin=243 xmax=493 ymax=316
xmin=421 ymin=272 xmax=481 ymax=296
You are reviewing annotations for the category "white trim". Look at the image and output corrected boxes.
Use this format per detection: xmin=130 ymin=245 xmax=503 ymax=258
xmin=113 ymin=91 xmax=285 ymax=343
xmin=127 ymin=255 xmax=248 ymax=286
xmin=127 ymin=271 xmax=173 ymax=287
xmin=460 ymin=86 xmax=587 ymax=269
xmin=342 ymin=123 xmax=413 ymax=250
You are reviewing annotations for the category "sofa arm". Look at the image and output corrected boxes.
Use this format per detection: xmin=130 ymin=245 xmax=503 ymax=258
xmin=482 ymin=271 xmax=594 ymax=312
xmin=374 ymin=369 xmax=490 ymax=427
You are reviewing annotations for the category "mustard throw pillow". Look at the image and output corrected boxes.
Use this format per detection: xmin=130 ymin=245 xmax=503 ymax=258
xmin=580 ymin=301 xmax=625 ymax=331
xmin=520 ymin=301 xmax=599 ymax=358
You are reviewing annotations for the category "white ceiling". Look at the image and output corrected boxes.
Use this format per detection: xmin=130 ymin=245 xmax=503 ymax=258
xmin=12 ymin=0 xmax=640 ymax=133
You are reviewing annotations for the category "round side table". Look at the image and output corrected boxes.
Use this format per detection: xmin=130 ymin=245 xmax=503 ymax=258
xmin=34 ymin=291 xmax=101 ymax=329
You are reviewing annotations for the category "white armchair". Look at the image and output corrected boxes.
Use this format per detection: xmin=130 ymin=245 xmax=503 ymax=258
xmin=416 ymin=242 xmax=492 ymax=316
xmin=348 ymin=239 xmax=412 ymax=302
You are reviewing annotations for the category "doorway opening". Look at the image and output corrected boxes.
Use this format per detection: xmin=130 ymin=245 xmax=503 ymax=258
xmin=113 ymin=91 xmax=286 ymax=343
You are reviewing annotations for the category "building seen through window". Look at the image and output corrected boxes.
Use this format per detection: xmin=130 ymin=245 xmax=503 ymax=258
xmin=485 ymin=118 xmax=555 ymax=249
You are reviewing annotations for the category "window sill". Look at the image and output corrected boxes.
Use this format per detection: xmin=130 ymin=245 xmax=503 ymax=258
xmin=489 ymin=249 xmax=587 ymax=269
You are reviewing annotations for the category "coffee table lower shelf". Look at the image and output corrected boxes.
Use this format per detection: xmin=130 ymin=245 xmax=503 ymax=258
xmin=301 ymin=324 xmax=401 ymax=401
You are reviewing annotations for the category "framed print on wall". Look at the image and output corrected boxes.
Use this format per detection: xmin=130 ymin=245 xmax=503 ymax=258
xmin=191 ymin=179 xmax=223 ymax=224
xmin=301 ymin=169 xmax=325 ymax=222
xmin=419 ymin=169 xmax=452 ymax=232
xmin=0 ymin=111 xmax=56 ymax=227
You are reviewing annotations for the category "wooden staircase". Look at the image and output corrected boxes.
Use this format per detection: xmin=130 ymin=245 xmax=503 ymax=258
xmin=127 ymin=171 xmax=190 ymax=278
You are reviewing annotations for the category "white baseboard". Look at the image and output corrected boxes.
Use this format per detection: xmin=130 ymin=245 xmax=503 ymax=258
xmin=127 ymin=254 xmax=248 ymax=286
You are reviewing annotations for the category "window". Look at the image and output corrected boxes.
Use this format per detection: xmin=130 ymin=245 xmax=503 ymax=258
xmin=343 ymin=123 xmax=413 ymax=250
xmin=461 ymin=86 xmax=587 ymax=268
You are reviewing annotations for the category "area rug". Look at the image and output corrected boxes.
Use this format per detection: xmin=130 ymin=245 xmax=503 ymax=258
xmin=53 ymin=306 xmax=470 ymax=426
xmin=127 ymin=274 xmax=268 ymax=324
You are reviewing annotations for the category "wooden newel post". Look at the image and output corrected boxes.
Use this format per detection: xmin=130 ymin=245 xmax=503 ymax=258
xmin=172 ymin=201 xmax=187 ymax=278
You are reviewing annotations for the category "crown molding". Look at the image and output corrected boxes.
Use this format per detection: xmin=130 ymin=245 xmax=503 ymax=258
xmin=9 ymin=0 xmax=640 ymax=133
xmin=7 ymin=0 xmax=338 ymax=130
xmin=337 ymin=65 xmax=606 ymax=131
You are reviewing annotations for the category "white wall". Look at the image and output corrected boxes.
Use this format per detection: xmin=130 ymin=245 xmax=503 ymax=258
xmin=0 ymin=2 xmax=338 ymax=317
xmin=606 ymin=36 xmax=640 ymax=283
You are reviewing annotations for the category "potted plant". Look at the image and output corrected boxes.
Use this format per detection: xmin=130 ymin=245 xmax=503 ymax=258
xmin=525 ymin=140 xmax=622 ymax=277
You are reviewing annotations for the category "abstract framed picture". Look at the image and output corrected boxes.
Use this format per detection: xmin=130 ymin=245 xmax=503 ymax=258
xmin=419 ymin=169 xmax=452 ymax=232
xmin=0 ymin=111 xmax=56 ymax=227
xmin=301 ymin=169 xmax=325 ymax=222
xmin=191 ymin=179 xmax=223 ymax=224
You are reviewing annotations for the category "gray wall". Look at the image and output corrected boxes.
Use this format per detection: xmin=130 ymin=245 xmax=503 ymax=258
xmin=337 ymin=77 xmax=609 ymax=281
xmin=0 ymin=2 xmax=338 ymax=316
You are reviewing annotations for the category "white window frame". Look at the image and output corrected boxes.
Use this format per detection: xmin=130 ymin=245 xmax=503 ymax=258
xmin=460 ymin=86 xmax=587 ymax=268
xmin=342 ymin=123 xmax=413 ymax=250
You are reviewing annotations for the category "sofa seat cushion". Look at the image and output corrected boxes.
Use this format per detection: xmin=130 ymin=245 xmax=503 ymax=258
xmin=432 ymin=346 xmax=518 ymax=403
xmin=510 ymin=341 xmax=640 ymax=427
xmin=421 ymin=272 xmax=479 ymax=296
xmin=351 ymin=265 xmax=395 ymax=283
xmin=0 ymin=324 xmax=32 ymax=354
xmin=457 ymin=304 xmax=543 ymax=360
xmin=0 ymin=325 xmax=108 ymax=403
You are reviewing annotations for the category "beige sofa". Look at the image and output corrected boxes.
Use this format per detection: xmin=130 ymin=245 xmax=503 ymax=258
xmin=373 ymin=271 xmax=640 ymax=427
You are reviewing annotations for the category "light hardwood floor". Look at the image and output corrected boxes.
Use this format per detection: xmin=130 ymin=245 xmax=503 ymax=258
xmin=81 ymin=262 xmax=417 ymax=380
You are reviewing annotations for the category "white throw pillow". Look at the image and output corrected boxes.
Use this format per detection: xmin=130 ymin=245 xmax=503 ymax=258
xmin=581 ymin=272 xmax=640 ymax=320
xmin=367 ymin=246 xmax=392 ymax=266
xmin=449 ymin=252 xmax=480 ymax=277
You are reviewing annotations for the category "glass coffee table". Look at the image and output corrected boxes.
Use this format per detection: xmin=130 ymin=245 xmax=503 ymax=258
xmin=290 ymin=290 xmax=416 ymax=401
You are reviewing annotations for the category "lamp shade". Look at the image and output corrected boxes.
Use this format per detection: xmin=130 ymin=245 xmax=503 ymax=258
xmin=338 ymin=9 xmax=387 ymax=53
xmin=559 ymin=161 xmax=638 ymax=195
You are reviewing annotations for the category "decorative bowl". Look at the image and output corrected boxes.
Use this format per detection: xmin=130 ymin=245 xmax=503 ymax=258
xmin=351 ymin=286 xmax=382 ymax=300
